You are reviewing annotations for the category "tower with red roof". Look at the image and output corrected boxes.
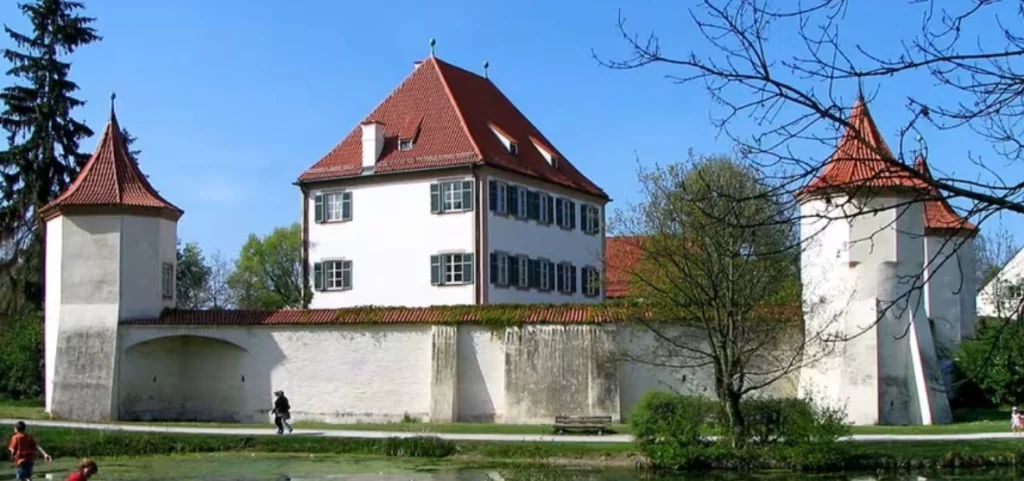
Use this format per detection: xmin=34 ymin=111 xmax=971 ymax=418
xmin=296 ymin=54 xmax=609 ymax=308
xmin=796 ymin=96 xmax=953 ymax=425
xmin=39 ymin=97 xmax=183 ymax=422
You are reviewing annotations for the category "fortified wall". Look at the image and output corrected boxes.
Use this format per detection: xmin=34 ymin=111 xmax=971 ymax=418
xmin=111 ymin=316 xmax=798 ymax=424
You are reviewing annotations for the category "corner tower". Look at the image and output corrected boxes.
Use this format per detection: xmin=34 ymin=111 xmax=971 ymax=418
xmin=796 ymin=95 xmax=951 ymax=425
xmin=39 ymin=98 xmax=183 ymax=421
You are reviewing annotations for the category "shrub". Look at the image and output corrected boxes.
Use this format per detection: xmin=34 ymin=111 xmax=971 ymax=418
xmin=956 ymin=318 xmax=1024 ymax=406
xmin=629 ymin=392 xmax=717 ymax=465
xmin=0 ymin=310 xmax=43 ymax=400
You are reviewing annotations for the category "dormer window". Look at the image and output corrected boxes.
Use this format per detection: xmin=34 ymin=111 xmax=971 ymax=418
xmin=399 ymin=139 xmax=413 ymax=151
xmin=509 ymin=142 xmax=518 ymax=156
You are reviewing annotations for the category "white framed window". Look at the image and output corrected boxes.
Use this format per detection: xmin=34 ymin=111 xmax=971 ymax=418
xmin=558 ymin=198 xmax=574 ymax=229
xmin=512 ymin=187 xmax=528 ymax=219
xmin=1007 ymin=284 xmax=1024 ymax=300
xmin=582 ymin=266 xmax=600 ymax=297
xmin=517 ymin=256 xmax=529 ymax=288
xmin=432 ymin=253 xmax=474 ymax=286
xmin=539 ymin=260 xmax=552 ymax=291
xmin=431 ymin=180 xmax=474 ymax=214
xmin=557 ymin=262 xmax=576 ymax=294
xmin=581 ymin=204 xmax=601 ymax=235
xmin=491 ymin=252 xmax=509 ymax=286
xmin=161 ymin=262 xmax=174 ymax=299
xmin=315 ymin=191 xmax=352 ymax=223
xmin=398 ymin=139 xmax=413 ymax=151
xmin=490 ymin=181 xmax=508 ymax=215
xmin=539 ymin=194 xmax=551 ymax=224
xmin=313 ymin=260 xmax=352 ymax=291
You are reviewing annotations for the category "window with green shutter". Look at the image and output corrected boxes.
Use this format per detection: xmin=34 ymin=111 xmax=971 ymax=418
xmin=315 ymin=260 xmax=352 ymax=291
xmin=433 ymin=253 xmax=474 ymax=285
xmin=432 ymin=180 xmax=474 ymax=214
xmin=315 ymin=191 xmax=353 ymax=223
xmin=582 ymin=266 xmax=600 ymax=297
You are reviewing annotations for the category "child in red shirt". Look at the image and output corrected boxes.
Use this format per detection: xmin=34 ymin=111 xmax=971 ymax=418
xmin=65 ymin=459 xmax=98 ymax=481
xmin=8 ymin=421 xmax=52 ymax=481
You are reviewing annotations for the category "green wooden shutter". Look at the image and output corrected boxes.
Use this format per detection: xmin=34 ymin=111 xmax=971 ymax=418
xmin=314 ymin=193 xmax=324 ymax=223
xmin=313 ymin=262 xmax=324 ymax=290
xmin=555 ymin=198 xmax=564 ymax=226
xmin=490 ymin=253 xmax=498 ymax=284
xmin=548 ymin=261 xmax=556 ymax=291
xmin=462 ymin=181 xmax=473 ymax=211
xmin=488 ymin=180 xmax=498 ymax=211
xmin=343 ymin=260 xmax=353 ymax=289
xmin=546 ymin=195 xmax=554 ymax=224
xmin=569 ymin=201 xmax=577 ymax=230
xmin=463 ymin=254 xmax=473 ymax=284
xmin=431 ymin=255 xmax=441 ymax=285
xmin=342 ymin=192 xmax=352 ymax=221
xmin=570 ymin=264 xmax=578 ymax=294
xmin=430 ymin=184 xmax=441 ymax=214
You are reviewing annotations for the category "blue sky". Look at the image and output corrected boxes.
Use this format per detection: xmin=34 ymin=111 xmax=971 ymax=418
xmin=1 ymin=0 xmax=1020 ymax=258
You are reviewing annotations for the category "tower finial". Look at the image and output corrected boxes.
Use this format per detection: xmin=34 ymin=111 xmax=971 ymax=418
xmin=429 ymin=38 xmax=436 ymax=57
xmin=110 ymin=91 xmax=117 ymax=116
xmin=483 ymin=61 xmax=490 ymax=79
xmin=856 ymin=77 xmax=864 ymax=100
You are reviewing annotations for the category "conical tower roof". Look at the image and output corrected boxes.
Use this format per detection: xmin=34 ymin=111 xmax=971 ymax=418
xmin=40 ymin=100 xmax=183 ymax=221
xmin=801 ymin=96 xmax=928 ymax=196
xmin=914 ymin=155 xmax=977 ymax=234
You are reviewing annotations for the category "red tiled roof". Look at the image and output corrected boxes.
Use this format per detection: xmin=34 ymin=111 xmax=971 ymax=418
xmin=914 ymin=155 xmax=978 ymax=233
xmin=605 ymin=236 xmax=645 ymax=298
xmin=39 ymin=105 xmax=183 ymax=221
xmin=801 ymin=97 xmax=928 ymax=196
xmin=298 ymin=57 xmax=607 ymax=199
xmin=123 ymin=305 xmax=637 ymax=326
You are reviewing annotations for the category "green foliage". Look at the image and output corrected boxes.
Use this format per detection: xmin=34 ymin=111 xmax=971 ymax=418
xmin=630 ymin=393 xmax=850 ymax=471
xmin=228 ymin=223 xmax=305 ymax=309
xmin=0 ymin=311 xmax=43 ymax=399
xmin=630 ymin=391 xmax=715 ymax=450
xmin=956 ymin=318 xmax=1024 ymax=406
xmin=0 ymin=0 xmax=101 ymax=311
xmin=176 ymin=240 xmax=210 ymax=309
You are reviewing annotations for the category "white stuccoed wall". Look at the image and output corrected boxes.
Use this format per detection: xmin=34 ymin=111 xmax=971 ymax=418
xmin=456 ymin=326 xmax=506 ymax=422
xmin=46 ymin=213 xmax=176 ymax=421
xmin=959 ymin=236 xmax=978 ymax=338
xmin=484 ymin=172 xmax=605 ymax=304
xmin=924 ymin=234 xmax=973 ymax=358
xmin=977 ymin=244 xmax=1024 ymax=319
xmin=307 ymin=174 xmax=476 ymax=308
xmin=119 ymin=325 xmax=436 ymax=423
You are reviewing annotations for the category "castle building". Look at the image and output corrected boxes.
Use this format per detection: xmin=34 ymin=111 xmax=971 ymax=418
xmin=297 ymin=56 xmax=609 ymax=308
xmin=797 ymin=96 xmax=977 ymax=425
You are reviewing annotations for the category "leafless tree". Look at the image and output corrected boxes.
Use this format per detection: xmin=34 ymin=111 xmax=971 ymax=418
xmin=203 ymin=250 xmax=235 ymax=310
xmin=613 ymin=152 xmax=836 ymax=446
xmin=976 ymin=223 xmax=1020 ymax=291
xmin=596 ymin=0 xmax=1024 ymax=344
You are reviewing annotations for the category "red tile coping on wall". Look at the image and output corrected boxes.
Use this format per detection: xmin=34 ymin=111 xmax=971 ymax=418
xmin=297 ymin=56 xmax=607 ymax=200
xmin=122 ymin=305 xmax=639 ymax=326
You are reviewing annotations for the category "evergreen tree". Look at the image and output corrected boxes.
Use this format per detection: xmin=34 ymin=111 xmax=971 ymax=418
xmin=121 ymin=127 xmax=140 ymax=161
xmin=0 ymin=0 xmax=100 ymax=311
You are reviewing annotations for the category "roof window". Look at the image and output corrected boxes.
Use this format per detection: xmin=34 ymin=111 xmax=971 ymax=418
xmin=509 ymin=142 xmax=518 ymax=156
xmin=399 ymin=139 xmax=413 ymax=151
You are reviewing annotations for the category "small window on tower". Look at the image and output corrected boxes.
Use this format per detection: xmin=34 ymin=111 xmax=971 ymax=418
xmin=399 ymin=139 xmax=413 ymax=151
xmin=161 ymin=262 xmax=174 ymax=299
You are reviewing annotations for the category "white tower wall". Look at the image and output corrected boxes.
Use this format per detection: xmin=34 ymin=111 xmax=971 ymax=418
xmin=45 ymin=213 xmax=177 ymax=421
xmin=798 ymin=193 xmax=953 ymax=425
xmin=959 ymin=236 xmax=978 ymax=338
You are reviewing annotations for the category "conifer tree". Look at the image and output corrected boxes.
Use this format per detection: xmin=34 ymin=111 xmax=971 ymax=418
xmin=0 ymin=0 xmax=100 ymax=311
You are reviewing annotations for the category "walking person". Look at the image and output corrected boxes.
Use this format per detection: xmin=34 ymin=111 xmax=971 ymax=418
xmin=272 ymin=391 xmax=293 ymax=435
xmin=7 ymin=421 xmax=52 ymax=481
xmin=64 ymin=459 xmax=98 ymax=481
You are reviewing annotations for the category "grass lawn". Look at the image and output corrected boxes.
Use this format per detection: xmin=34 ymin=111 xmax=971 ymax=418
xmin=0 ymin=399 xmax=1011 ymax=436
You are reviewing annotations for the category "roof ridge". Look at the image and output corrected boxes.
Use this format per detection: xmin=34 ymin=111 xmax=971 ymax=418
xmin=431 ymin=57 xmax=484 ymax=161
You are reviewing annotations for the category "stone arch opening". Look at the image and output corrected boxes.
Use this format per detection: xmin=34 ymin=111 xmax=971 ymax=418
xmin=119 ymin=335 xmax=253 ymax=422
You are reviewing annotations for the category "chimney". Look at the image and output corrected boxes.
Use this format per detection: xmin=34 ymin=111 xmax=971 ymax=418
xmin=361 ymin=121 xmax=385 ymax=169
xmin=413 ymin=60 xmax=423 ymax=71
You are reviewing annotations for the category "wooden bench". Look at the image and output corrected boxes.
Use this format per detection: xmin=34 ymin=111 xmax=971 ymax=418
xmin=553 ymin=415 xmax=613 ymax=435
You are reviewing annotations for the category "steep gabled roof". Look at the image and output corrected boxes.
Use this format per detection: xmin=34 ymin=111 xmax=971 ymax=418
xmin=40 ymin=103 xmax=183 ymax=221
xmin=915 ymin=155 xmax=978 ymax=234
xmin=801 ymin=96 xmax=928 ymax=196
xmin=298 ymin=56 xmax=607 ymax=199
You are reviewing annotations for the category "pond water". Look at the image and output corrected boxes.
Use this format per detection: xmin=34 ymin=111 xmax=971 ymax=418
xmin=9 ymin=454 xmax=1024 ymax=481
